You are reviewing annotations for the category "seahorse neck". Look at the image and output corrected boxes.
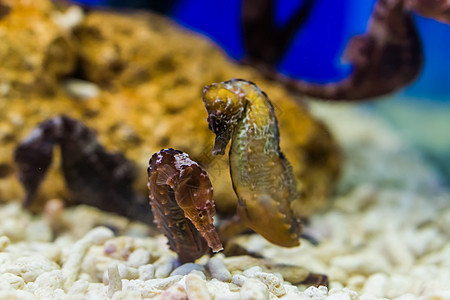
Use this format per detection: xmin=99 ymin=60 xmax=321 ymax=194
xmin=243 ymin=91 xmax=275 ymax=128
xmin=242 ymin=94 xmax=278 ymax=139
xmin=231 ymin=90 xmax=280 ymax=157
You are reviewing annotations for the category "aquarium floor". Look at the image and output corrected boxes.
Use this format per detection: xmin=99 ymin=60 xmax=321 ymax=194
xmin=0 ymin=102 xmax=449 ymax=299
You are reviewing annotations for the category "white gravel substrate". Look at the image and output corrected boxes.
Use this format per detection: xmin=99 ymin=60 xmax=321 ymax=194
xmin=0 ymin=103 xmax=449 ymax=299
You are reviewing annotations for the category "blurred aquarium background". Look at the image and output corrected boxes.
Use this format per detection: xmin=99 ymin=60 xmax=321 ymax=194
xmin=70 ymin=0 xmax=450 ymax=181
xmin=70 ymin=0 xmax=450 ymax=99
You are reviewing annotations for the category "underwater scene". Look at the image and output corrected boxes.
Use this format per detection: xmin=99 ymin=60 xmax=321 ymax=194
xmin=0 ymin=0 xmax=449 ymax=299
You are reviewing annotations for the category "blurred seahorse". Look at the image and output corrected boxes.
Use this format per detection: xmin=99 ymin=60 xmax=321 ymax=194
xmin=405 ymin=0 xmax=450 ymax=24
xmin=272 ymin=0 xmax=423 ymax=100
xmin=148 ymin=148 xmax=223 ymax=263
xmin=202 ymin=79 xmax=302 ymax=247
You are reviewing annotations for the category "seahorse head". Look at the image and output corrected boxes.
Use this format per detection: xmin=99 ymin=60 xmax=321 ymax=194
xmin=202 ymin=79 xmax=249 ymax=155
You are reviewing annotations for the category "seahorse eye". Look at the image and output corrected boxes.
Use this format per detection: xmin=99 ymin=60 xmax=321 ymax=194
xmin=207 ymin=115 xmax=226 ymax=134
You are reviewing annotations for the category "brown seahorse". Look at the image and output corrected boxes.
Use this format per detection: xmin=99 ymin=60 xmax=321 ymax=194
xmin=202 ymin=79 xmax=302 ymax=248
xmin=405 ymin=0 xmax=450 ymax=24
xmin=273 ymin=0 xmax=423 ymax=100
xmin=147 ymin=148 xmax=223 ymax=263
xmin=14 ymin=115 xmax=153 ymax=225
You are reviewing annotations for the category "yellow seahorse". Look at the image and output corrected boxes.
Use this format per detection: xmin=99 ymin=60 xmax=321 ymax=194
xmin=202 ymin=79 xmax=302 ymax=247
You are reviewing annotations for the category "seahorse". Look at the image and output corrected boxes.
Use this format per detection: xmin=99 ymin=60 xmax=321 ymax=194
xmin=405 ymin=0 xmax=450 ymax=24
xmin=14 ymin=115 xmax=153 ymax=225
xmin=275 ymin=0 xmax=423 ymax=100
xmin=148 ymin=148 xmax=223 ymax=263
xmin=202 ymin=79 xmax=302 ymax=247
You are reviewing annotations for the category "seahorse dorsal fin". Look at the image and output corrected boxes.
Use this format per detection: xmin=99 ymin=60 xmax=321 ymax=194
xmin=156 ymin=164 xmax=178 ymax=186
